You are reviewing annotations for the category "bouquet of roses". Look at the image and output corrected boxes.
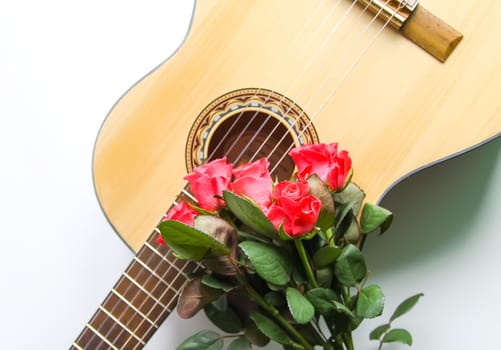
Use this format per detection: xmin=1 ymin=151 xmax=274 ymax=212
xmin=157 ymin=143 xmax=421 ymax=350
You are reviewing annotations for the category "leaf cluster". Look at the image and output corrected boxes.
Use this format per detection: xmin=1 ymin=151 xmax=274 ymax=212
xmin=158 ymin=182 xmax=420 ymax=350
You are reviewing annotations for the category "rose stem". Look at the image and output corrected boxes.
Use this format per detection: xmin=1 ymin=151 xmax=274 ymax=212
xmin=294 ymin=239 xmax=319 ymax=289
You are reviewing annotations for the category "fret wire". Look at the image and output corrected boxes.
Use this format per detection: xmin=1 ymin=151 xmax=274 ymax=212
xmin=122 ymin=272 xmax=169 ymax=310
xmin=90 ymin=301 xmax=145 ymax=350
xmin=123 ymin=242 xmax=197 ymax=345
xmin=163 ymin=258 xmax=202 ymax=314
xmin=181 ymin=188 xmax=197 ymax=203
xmin=111 ymin=288 xmax=159 ymax=328
xmin=99 ymin=305 xmax=147 ymax=345
xmin=79 ymin=227 xmax=196 ymax=349
xmin=86 ymin=323 xmax=120 ymax=350
xmin=133 ymin=250 xmax=186 ymax=316
xmin=153 ymin=256 xmax=193 ymax=316
xmin=99 ymin=242 xmax=164 ymax=348
xmin=113 ymin=248 xmax=186 ymax=348
xmin=144 ymin=242 xmax=188 ymax=277
xmin=82 ymin=300 xmax=116 ymax=350
xmin=132 ymin=256 xmax=180 ymax=291
xmin=72 ymin=342 xmax=84 ymax=350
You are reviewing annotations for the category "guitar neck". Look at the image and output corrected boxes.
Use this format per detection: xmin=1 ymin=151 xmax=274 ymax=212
xmin=72 ymin=232 xmax=199 ymax=350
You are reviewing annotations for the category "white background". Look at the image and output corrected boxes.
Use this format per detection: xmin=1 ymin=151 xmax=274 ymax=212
xmin=0 ymin=1 xmax=500 ymax=349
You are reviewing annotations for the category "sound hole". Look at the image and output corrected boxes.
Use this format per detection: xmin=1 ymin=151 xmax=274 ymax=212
xmin=207 ymin=111 xmax=296 ymax=180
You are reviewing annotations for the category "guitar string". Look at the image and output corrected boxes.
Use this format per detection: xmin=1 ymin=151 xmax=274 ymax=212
xmin=234 ymin=0 xmax=381 ymax=166
xmin=82 ymin=3 xmax=331 ymax=348
xmin=112 ymin=1 xmax=354 ymax=348
xmin=97 ymin=2 xmax=349 ymax=347
xmin=85 ymin=226 xmax=194 ymax=348
xmin=231 ymin=0 xmax=363 ymax=166
xmin=147 ymin=3 xmax=396 ymax=350
xmin=208 ymin=0 xmax=360 ymax=164
xmin=94 ymin=239 xmax=197 ymax=350
xmin=232 ymin=0 xmax=394 ymax=171
xmin=205 ymin=0 xmax=340 ymax=163
xmin=137 ymin=3 xmax=399 ymax=350
xmin=106 ymin=2 xmax=377 ymax=348
xmin=84 ymin=1 xmax=401 ymax=349
xmin=102 ymin=0 xmax=355 ymax=348
xmin=268 ymin=2 xmax=407 ymax=176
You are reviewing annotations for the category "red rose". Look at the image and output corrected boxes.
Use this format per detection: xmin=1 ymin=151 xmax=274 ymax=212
xmin=327 ymin=149 xmax=352 ymax=191
xmin=184 ymin=158 xmax=233 ymax=211
xmin=157 ymin=201 xmax=198 ymax=245
xmin=289 ymin=143 xmax=352 ymax=191
xmin=266 ymin=181 xmax=322 ymax=237
xmin=231 ymin=158 xmax=273 ymax=210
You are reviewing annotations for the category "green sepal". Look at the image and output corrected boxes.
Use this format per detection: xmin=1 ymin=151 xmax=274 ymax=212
xmin=307 ymin=174 xmax=335 ymax=230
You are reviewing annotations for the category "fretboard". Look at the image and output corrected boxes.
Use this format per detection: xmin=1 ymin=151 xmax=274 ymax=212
xmin=71 ymin=230 xmax=199 ymax=350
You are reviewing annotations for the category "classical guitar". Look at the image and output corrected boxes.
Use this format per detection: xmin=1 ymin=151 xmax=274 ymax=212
xmin=72 ymin=0 xmax=500 ymax=349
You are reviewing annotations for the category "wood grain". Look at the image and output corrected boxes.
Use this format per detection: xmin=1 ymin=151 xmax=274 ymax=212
xmin=92 ymin=0 xmax=501 ymax=252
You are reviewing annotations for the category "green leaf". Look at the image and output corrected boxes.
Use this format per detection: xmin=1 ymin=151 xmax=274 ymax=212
xmin=369 ymin=324 xmax=390 ymax=340
xmin=334 ymin=244 xmax=367 ymax=287
xmin=223 ymin=191 xmax=276 ymax=238
xmin=334 ymin=182 xmax=366 ymax=215
xmin=265 ymin=291 xmax=286 ymax=307
xmin=204 ymin=297 xmax=243 ymax=334
xmin=390 ymin=293 xmax=424 ymax=322
xmin=250 ymin=312 xmax=292 ymax=345
xmin=356 ymin=285 xmax=385 ymax=318
xmin=382 ymin=328 xmax=413 ymax=345
xmin=343 ymin=217 xmax=361 ymax=244
xmin=316 ymin=267 xmax=333 ymax=288
xmin=176 ymin=330 xmax=223 ymax=350
xmin=313 ymin=246 xmax=342 ymax=268
xmin=332 ymin=300 xmax=354 ymax=317
xmin=201 ymin=275 xmax=235 ymax=292
xmin=305 ymin=288 xmax=341 ymax=315
xmin=227 ymin=336 xmax=252 ymax=350
xmin=307 ymin=174 xmax=335 ymax=230
xmin=244 ymin=321 xmax=270 ymax=347
xmin=360 ymin=203 xmax=393 ymax=234
xmin=158 ymin=220 xmax=230 ymax=261
xmin=286 ymin=287 xmax=315 ymax=324
xmin=239 ymin=241 xmax=292 ymax=286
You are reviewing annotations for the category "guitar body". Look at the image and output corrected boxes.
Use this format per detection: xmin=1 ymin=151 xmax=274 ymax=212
xmin=93 ymin=0 xmax=500 ymax=253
